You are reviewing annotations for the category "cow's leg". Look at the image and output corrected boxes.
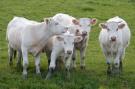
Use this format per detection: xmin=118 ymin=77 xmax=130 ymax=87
xmin=48 ymin=59 xmax=51 ymax=70
xmin=35 ymin=54 xmax=41 ymax=75
xmin=45 ymin=52 xmax=51 ymax=70
xmin=102 ymin=48 xmax=111 ymax=75
xmin=107 ymin=63 xmax=111 ymax=75
xmin=8 ymin=46 xmax=14 ymax=66
xmin=71 ymin=48 xmax=76 ymax=69
xmin=106 ymin=55 xmax=112 ymax=75
xmin=114 ymin=53 xmax=120 ymax=69
xmin=55 ymin=58 xmax=60 ymax=71
xmin=65 ymin=55 xmax=72 ymax=79
xmin=65 ymin=56 xmax=72 ymax=70
xmin=45 ymin=51 xmax=57 ymax=80
xmin=16 ymin=50 xmax=22 ymax=70
xmin=13 ymin=50 xmax=17 ymax=59
xmin=119 ymin=48 xmax=125 ymax=73
xmin=119 ymin=61 xmax=122 ymax=73
xmin=80 ymin=47 xmax=86 ymax=69
xmin=113 ymin=48 xmax=123 ymax=74
xmin=22 ymin=47 xmax=28 ymax=79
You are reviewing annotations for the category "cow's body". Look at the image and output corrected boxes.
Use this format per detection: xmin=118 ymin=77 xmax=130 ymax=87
xmin=7 ymin=16 xmax=68 ymax=78
xmin=99 ymin=16 xmax=131 ymax=74
xmin=72 ymin=18 xmax=97 ymax=69
xmin=44 ymin=31 xmax=82 ymax=79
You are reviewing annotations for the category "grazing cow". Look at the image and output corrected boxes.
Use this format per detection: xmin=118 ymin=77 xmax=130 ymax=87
xmin=72 ymin=18 xmax=97 ymax=69
xmin=99 ymin=16 xmax=131 ymax=75
xmin=44 ymin=31 xmax=82 ymax=79
xmin=7 ymin=16 xmax=68 ymax=79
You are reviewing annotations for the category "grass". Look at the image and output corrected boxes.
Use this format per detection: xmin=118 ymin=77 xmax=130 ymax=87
xmin=0 ymin=0 xmax=135 ymax=89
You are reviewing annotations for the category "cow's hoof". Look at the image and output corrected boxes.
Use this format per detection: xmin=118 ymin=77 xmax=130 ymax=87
xmin=119 ymin=67 xmax=123 ymax=74
xmin=112 ymin=66 xmax=120 ymax=75
xmin=72 ymin=67 xmax=76 ymax=71
xmin=80 ymin=66 xmax=85 ymax=70
xmin=36 ymin=72 xmax=42 ymax=78
xmin=16 ymin=64 xmax=22 ymax=71
xmin=23 ymin=74 xmax=28 ymax=80
xmin=66 ymin=72 xmax=70 ymax=80
xmin=45 ymin=68 xmax=54 ymax=80
xmin=9 ymin=62 xmax=13 ymax=66
xmin=70 ymin=65 xmax=76 ymax=71
xmin=45 ymin=73 xmax=51 ymax=80
xmin=107 ymin=69 xmax=112 ymax=75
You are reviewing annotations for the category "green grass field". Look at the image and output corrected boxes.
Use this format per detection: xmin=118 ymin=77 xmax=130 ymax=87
xmin=0 ymin=0 xmax=135 ymax=89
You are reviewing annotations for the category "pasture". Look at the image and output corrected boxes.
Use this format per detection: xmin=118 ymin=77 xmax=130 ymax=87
xmin=0 ymin=0 xmax=135 ymax=89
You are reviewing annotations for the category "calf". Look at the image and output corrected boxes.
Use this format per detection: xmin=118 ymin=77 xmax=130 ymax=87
xmin=7 ymin=16 xmax=68 ymax=79
xmin=72 ymin=18 xmax=97 ymax=69
xmin=44 ymin=31 xmax=82 ymax=79
xmin=99 ymin=16 xmax=131 ymax=75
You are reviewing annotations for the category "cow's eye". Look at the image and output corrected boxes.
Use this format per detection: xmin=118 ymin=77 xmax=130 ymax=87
xmin=107 ymin=28 xmax=110 ymax=31
xmin=116 ymin=28 xmax=119 ymax=31
xmin=64 ymin=42 xmax=66 ymax=44
xmin=76 ymin=29 xmax=79 ymax=32
xmin=55 ymin=22 xmax=59 ymax=25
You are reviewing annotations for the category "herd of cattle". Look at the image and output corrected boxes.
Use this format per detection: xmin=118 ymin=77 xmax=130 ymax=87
xmin=6 ymin=13 xmax=131 ymax=79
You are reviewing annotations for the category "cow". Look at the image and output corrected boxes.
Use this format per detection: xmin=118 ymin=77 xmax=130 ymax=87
xmin=99 ymin=16 xmax=131 ymax=75
xmin=44 ymin=31 xmax=82 ymax=79
xmin=72 ymin=18 xmax=97 ymax=69
xmin=7 ymin=16 xmax=68 ymax=79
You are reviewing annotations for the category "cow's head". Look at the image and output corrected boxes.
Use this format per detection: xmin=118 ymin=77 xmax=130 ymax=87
xmin=99 ymin=21 xmax=125 ymax=42
xmin=79 ymin=18 xmax=97 ymax=37
xmin=45 ymin=18 xmax=68 ymax=35
xmin=69 ymin=19 xmax=82 ymax=36
xmin=57 ymin=31 xmax=82 ymax=57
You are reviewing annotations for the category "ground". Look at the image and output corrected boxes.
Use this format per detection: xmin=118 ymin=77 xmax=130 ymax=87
xmin=0 ymin=0 xmax=135 ymax=89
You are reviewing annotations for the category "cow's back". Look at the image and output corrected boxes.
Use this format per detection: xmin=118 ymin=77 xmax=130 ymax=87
xmin=7 ymin=17 xmax=39 ymax=49
xmin=53 ymin=13 xmax=75 ymax=25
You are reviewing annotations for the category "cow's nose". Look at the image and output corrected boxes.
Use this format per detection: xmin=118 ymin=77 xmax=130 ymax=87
xmin=65 ymin=27 xmax=69 ymax=30
xmin=67 ymin=50 xmax=72 ymax=55
xmin=82 ymin=31 xmax=87 ymax=36
xmin=76 ymin=29 xmax=81 ymax=35
xmin=111 ymin=36 xmax=116 ymax=41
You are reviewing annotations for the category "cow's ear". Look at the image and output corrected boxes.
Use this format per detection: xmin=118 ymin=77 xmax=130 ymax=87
xmin=72 ymin=19 xmax=79 ymax=25
xmin=45 ymin=17 xmax=52 ymax=24
xmin=90 ymin=18 xmax=97 ymax=25
xmin=45 ymin=18 xmax=50 ymax=24
xmin=99 ymin=23 xmax=107 ymax=29
xmin=118 ymin=23 xmax=125 ymax=29
xmin=57 ymin=36 xmax=64 ymax=41
xmin=74 ymin=36 xmax=82 ymax=43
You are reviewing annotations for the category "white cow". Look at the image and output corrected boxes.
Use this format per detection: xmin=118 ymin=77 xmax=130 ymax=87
xmin=7 ymin=17 xmax=39 ymax=67
xmin=72 ymin=18 xmax=97 ymax=69
xmin=7 ymin=16 xmax=68 ymax=79
xmin=44 ymin=31 xmax=82 ymax=79
xmin=99 ymin=16 xmax=131 ymax=75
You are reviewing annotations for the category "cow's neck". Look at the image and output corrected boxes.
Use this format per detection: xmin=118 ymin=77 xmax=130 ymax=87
xmin=31 ymin=22 xmax=55 ymax=55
